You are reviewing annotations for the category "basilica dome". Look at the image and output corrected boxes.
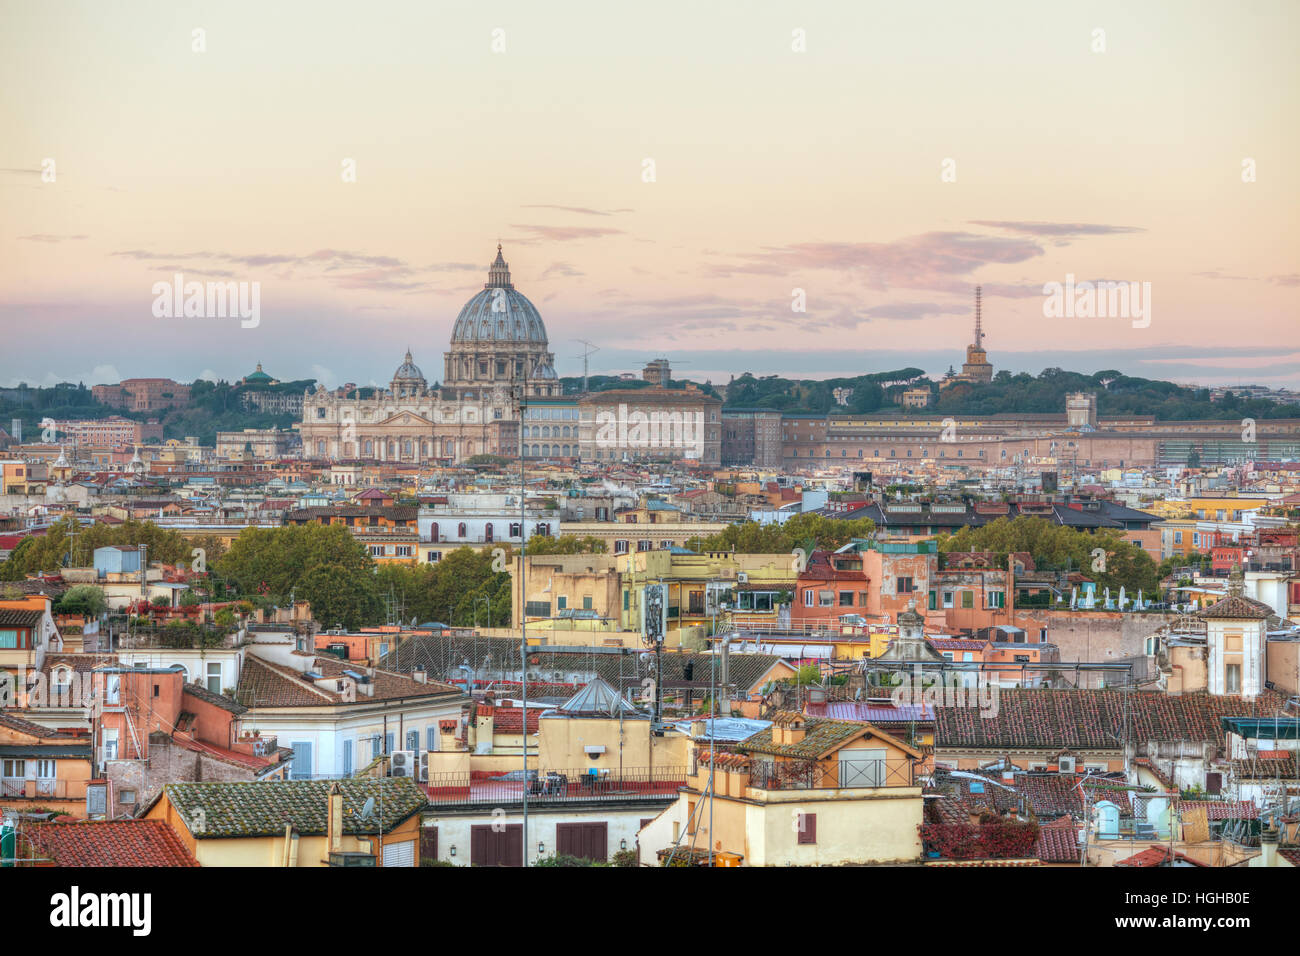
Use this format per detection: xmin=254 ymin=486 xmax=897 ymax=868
xmin=450 ymin=245 xmax=548 ymax=345
xmin=392 ymin=349 xmax=425 ymax=383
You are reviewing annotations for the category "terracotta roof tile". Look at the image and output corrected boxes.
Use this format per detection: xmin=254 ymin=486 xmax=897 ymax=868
xmin=1036 ymin=822 xmax=1079 ymax=863
xmin=1199 ymin=595 xmax=1272 ymax=620
xmin=26 ymin=820 xmax=198 ymax=867
xmin=741 ymin=717 xmax=875 ymax=759
xmin=163 ymin=778 xmax=426 ymax=838
xmin=1115 ymin=845 xmax=1206 ymax=867
xmin=236 ymin=655 xmax=460 ymax=708
xmin=0 ymin=712 xmax=67 ymax=739
xmin=182 ymin=682 xmax=248 ymax=715
xmin=485 ymin=706 xmax=540 ymax=734
xmin=0 ymin=608 xmax=43 ymax=628
xmin=936 ymin=689 xmax=1292 ymax=752
xmin=1173 ymin=800 xmax=1258 ymax=820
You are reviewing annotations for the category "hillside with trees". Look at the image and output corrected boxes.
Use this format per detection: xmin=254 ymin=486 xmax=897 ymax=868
xmin=0 ymin=379 xmax=312 ymax=448
xmin=554 ymin=366 xmax=1300 ymax=420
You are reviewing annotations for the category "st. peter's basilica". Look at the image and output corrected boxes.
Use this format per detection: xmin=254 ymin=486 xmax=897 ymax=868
xmin=298 ymin=246 xmax=563 ymax=463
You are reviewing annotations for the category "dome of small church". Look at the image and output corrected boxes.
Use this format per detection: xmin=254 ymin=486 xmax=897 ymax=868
xmin=392 ymin=349 xmax=425 ymax=384
xmin=243 ymin=363 xmax=273 ymax=384
xmin=450 ymin=245 xmax=548 ymax=345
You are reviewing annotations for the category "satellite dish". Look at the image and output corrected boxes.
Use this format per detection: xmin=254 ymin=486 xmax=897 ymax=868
xmin=359 ymin=797 xmax=376 ymax=821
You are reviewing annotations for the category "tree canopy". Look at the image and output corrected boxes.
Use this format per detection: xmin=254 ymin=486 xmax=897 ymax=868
xmin=685 ymin=513 xmax=876 ymax=556
xmin=936 ymin=516 xmax=1159 ymax=593
xmin=0 ymin=518 xmax=224 ymax=580
xmin=521 ymin=535 xmax=608 ymax=555
xmin=54 ymin=584 xmax=108 ymax=617
xmin=214 ymin=524 xmax=379 ymax=628
xmin=374 ymin=547 xmax=511 ymax=627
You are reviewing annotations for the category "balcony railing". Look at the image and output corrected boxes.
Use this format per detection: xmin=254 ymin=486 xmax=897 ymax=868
xmin=747 ymin=757 xmax=916 ymax=791
xmin=1 ymin=777 xmax=25 ymax=798
xmin=421 ymin=766 xmax=685 ymax=807
xmin=112 ymin=625 xmax=243 ymax=650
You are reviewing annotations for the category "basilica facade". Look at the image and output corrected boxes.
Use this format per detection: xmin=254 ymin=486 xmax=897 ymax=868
xmin=298 ymin=246 xmax=561 ymax=463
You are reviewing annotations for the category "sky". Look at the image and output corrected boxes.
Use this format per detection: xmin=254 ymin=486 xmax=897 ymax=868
xmin=2 ymin=0 xmax=1297 ymax=392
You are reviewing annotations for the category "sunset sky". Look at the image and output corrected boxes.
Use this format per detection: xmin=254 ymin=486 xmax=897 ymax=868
xmin=3 ymin=0 xmax=1297 ymax=391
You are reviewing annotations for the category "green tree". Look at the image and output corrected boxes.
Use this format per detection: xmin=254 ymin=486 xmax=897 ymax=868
xmin=936 ymin=516 xmax=1158 ymax=593
xmin=372 ymin=547 xmax=512 ymax=627
xmin=0 ymin=517 xmax=224 ymax=580
xmin=54 ymin=584 xmax=108 ymax=617
xmin=521 ymin=535 xmax=607 ymax=555
xmin=297 ymin=563 xmax=381 ymax=630
xmin=215 ymin=523 xmax=371 ymax=594
xmin=684 ymin=514 xmax=875 ymax=555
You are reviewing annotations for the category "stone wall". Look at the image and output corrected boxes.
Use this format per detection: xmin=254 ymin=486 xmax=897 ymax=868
xmin=1043 ymin=610 xmax=1176 ymax=664
xmin=108 ymin=731 xmax=258 ymax=818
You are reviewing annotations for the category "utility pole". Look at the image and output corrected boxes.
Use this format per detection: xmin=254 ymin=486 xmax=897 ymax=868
xmin=515 ymin=359 xmax=530 ymax=867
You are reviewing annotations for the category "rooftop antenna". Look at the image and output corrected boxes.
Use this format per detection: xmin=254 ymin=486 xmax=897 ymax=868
xmin=573 ymin=339 xmax=600 ymax=394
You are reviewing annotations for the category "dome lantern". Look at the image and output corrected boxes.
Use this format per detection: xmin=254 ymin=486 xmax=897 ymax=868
xmin=449 ymin=246 xmax=549 ymax=345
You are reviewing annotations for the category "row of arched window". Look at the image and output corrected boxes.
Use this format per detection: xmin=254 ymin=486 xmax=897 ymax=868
xmin=316 ymin=438 xmax=472 ymax=459
xmin=428 ymin=521 xmax=527 ymax=543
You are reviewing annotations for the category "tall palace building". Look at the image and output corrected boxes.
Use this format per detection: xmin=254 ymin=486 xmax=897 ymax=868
xmin=299 ymin=246 xmax=561 ymax=463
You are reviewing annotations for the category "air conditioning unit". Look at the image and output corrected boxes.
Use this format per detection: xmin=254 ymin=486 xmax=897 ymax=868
xmin=737 ymin=572 xmax=749 ymax=583
xmin=418 ymin=751 xmax=430 ymax=783
xmin=1058 ymin=756 xmax=1076 ymax=773
xmin=390 ymin=750 xmax=415 ymax=778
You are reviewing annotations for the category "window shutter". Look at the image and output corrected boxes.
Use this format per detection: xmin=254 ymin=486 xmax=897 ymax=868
xmin=291 ymin=741 xmax=313 ymax=780
xmin=420 ymin=826 xmax=438 ymax=863
xmin=798 ymin=813 xmax=817 ymax=844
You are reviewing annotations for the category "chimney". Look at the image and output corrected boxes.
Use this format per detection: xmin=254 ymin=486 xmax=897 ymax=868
xmin=1258 ymin=825 xmax=1279 ymax=867
xmin=412 ymin=666 xmax=427 ymax=684
xmin=327 ymin=782 xmax=343 ymax=853
xmin=777 ymin=713 xmax=806 ymax=744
